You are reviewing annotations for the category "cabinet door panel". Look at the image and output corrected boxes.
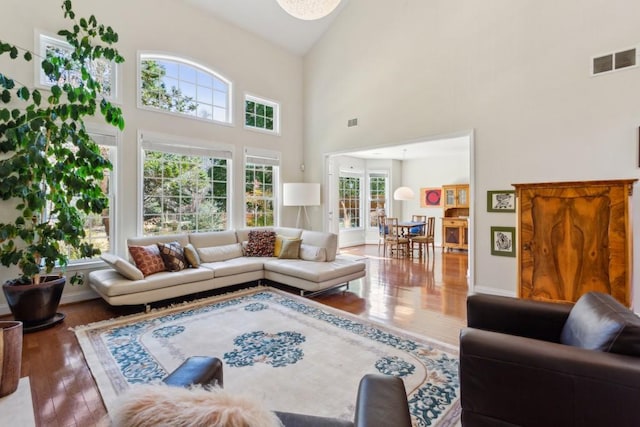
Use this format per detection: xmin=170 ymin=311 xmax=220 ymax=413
xmin=516 ymin=180 xmax=635 ymax=307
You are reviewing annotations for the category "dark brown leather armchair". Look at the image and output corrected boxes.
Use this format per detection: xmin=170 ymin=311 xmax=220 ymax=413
xmin=459 ymin=293 xmax=640 ymax=427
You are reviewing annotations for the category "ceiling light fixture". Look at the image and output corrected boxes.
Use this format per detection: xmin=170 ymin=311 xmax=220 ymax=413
xmin=276 ymin=0 xmax=342 ymax=20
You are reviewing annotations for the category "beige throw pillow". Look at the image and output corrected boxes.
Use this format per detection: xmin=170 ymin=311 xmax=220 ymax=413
xmin=278 ymin=238 xmax=302 ymax=259
xmin=101 ymin=253 xmax=144 ymax=281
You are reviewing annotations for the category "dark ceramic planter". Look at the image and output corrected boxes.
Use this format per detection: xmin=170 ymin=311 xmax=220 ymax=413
xmin=2 ymin=276 xmax=66 ymax=332
xmin=0 ymin=321 xmax=23 ymax=397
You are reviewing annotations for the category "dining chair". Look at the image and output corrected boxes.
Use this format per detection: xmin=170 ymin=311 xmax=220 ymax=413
xmin=410 ymin=216 xmax=435 ymax=260
xmin=376 ymin=214 xmax=388 ymax=255
xmin=408 ymin=214 xmax=427 ymax=237
xmin=384 ymin=217 xmax=410 ymax=258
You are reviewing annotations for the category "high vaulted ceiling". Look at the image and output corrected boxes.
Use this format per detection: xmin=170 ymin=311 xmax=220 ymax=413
xmin=182 ymin=0 xmax=350 ymax=56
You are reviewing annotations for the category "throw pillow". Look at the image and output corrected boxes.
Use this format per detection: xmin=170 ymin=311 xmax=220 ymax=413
xmin=278 ymin=238 xmax=302 ymax=259
xmin=157 ymin=241 xmax=187 ymax=272
xmin=183 ymin=243 xmax=201 ymax=268
xmin=100 ymin=253 xmax=144 ymax=281
xmin=128 ymin=245 xmax=166 ymax=277
xmin=197 ymin=243 xmax=244 ymax=263
xmin=109 ymin=383 xmax=282 ymax=427
xmin=245 ymin=230 xmax=276 ymax=257
xmin=299 ymin=244 xmax=327 ymax=262
xmin=273 ymin=235 xmax=290 ymax=257
xmin=560 ymin=292 xmax=640 ymax=356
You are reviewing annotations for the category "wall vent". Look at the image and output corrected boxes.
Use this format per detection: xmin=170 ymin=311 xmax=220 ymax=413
xmin=592 ymin=47 xmax=637 ymax=76
xmin=347 ymin=118 xmax=358 ymax=127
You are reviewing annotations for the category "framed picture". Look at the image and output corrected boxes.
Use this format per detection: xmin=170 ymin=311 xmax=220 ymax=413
xmin=487 ymin=190 xmax=516 ymax=212
xmin=491 ymin=226 xmax=516 ymax=257
xmin=420 ymin=187 xmax=442 ymax=207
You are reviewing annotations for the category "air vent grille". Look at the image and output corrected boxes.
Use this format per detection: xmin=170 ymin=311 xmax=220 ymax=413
xmin=592 ymin=47 xmax=637 ymax=76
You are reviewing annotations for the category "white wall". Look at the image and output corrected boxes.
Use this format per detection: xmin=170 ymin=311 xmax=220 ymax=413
xmin=303 ymin=0 xmax=640 ymax=305
xmin=0 ymin=0 xmax=304 ymax=312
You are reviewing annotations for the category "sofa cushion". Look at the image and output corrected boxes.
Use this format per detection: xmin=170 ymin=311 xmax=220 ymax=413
xmin=279 ymin=238 xmax=301 ymax=259
xmin=299 ymin=244 xmax=327 ymax=262
xmin=264 ymin=258 xmax=365 ymax=283
xmin=560 ymin=292 xmax=640 ymax=356
xmin=183 ymin=243 xmax=201 ymax=268
xmin=129 ymin=244 xmax=166 ymax=276
xmin=301 ymin=230 xmax=338 ymax=262
xmin=128 ymin=234 xmax=190 ymax=248
xmin=197 ymin=243 xmax=243 ymax=263
xmin=202 ymin=257 xmax=266 ymax=278
xmin=157 ymin=241 xmax=187 ymax=272
xmin=100 ymin=253 xmax=144 ymax=281
xmin=89 ymin=267 xmax=214 ymax=297
xmin=188 ymin=230 xmax=238 ymax=249
xmin=245 ymin=230 xmax=276 ymax=257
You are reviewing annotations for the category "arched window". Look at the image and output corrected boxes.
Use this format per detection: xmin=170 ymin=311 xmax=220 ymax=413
xmin=138 ymin=53 xmax=232 ymax=124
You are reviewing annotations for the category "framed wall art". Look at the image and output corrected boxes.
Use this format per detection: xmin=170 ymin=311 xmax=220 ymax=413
xmin=487 ymin=190 xmax=516 ymax=212
xmin=491 ymin=226 xmax=516 ymax=257
xmin=420 ymin=187 xmax=442 ymax=207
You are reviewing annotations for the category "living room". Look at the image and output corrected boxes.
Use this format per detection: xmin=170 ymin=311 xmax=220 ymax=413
xmin=1 ymin=0 xmax=639 ymax=425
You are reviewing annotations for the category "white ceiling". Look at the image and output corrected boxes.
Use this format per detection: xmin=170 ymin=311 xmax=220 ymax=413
xmin=182 ymin=0 xmax=349 ymax=55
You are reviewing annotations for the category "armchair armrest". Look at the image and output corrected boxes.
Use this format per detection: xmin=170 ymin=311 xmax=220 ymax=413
xmin=355 ymin=374 xmax=412 ymax=427
xmin=467 ymin=293 xmax=572 ymax=342
xmin=460 ymin=327 xmax=640 ymax=427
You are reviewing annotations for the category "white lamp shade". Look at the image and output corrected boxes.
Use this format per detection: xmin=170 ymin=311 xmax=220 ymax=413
xmin=283 ymin=183 xmax=321 ymax=206
xmin=276 ymin=0 xmax=341 ymax=20
xmin=393 ymin=186 xmax=415 ymax=201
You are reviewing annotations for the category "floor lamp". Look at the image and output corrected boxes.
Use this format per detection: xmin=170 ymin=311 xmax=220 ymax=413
xmin=283 ymin=183 xmax=321 ymax=229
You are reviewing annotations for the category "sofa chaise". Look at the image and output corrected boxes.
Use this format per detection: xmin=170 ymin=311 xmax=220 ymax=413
xmin=88 ymin=227 xmax=366 ymax=307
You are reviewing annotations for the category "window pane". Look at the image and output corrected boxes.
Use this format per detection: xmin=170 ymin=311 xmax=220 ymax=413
xmin=245 ymin=96 xmax=279 ymax=133
xmin=245 ymin=163 xmax=277 ymax=227
xmin=139 ymin=55 xmax=231 ymax=123
xmin=339 ymin=176 xmax=361 ymax=228
xmin=142 ymin=149 xmax=229 ymax=235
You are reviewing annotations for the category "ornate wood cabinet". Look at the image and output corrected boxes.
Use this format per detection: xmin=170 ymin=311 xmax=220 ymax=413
xmin=442 ymin=184 xmax=469 ymax=251
xmin=513 ymin=179 xmax=636 ymax=307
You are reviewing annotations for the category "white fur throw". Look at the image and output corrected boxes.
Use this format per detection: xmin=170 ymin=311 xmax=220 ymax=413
xmin=108 ymin=384 xmax=283 ymax=427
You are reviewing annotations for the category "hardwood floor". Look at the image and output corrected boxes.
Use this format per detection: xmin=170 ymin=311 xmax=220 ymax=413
xmin=2 ymin=245 xmax=468 ymax=427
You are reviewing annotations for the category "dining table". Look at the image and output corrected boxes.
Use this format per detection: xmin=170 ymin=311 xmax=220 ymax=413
xmin=397 ymin=221 xmax=426 ymax=238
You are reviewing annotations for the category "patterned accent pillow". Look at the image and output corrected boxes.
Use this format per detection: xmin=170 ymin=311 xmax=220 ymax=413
xmin=128 ymin=245 xmax=166 ymax=276
xmin=157 ymin=241 xmax=187 ymax=272
xmin=245 ymin=230 xmax=276 ymax=257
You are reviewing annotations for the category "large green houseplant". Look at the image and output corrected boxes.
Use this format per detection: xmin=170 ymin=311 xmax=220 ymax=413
xmin=0 ymin=0 xmax=124 ymax=329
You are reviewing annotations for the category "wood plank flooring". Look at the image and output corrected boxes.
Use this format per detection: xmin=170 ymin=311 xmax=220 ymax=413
xmin=1 ymin=245 xmax=468 ymax=427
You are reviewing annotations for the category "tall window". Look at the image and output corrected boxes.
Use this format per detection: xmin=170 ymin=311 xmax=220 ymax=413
xmin=245 ymin=149 xmax=280 ymax=227
xmin=60 ymin=131 xmax=116 ymax=262
xmin=37 ymin=32 xmax=117 ymax=101
xmin=339 ymin=175 xmax=361 ymax=229
xmin=141 ymin=136 xmax=231 ymax=235
xmin=139 ymin=53 xmax=232 ymax=124
xmin=368 ymin=173 xmax=388 ymax=227
xmin=245 ymin=95 xmax=279 ymax=134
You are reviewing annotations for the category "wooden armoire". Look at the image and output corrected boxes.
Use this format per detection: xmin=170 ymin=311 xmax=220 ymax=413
xmin=513 ymin=179 xmax=636 ymax=307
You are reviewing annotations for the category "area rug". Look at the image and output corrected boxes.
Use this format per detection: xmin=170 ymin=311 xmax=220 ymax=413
xmin=74 ymin=287 xmax=460 ymax=426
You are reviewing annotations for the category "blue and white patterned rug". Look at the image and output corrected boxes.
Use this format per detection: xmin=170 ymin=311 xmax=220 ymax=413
xmin=74 ymin=287 xmax=460 ymax=426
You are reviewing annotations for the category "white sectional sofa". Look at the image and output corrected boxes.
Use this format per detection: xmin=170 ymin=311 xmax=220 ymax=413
xmin=88 ymin=227 xmax=366 ymax=306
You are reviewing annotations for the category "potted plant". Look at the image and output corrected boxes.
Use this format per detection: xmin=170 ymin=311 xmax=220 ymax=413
xmin=0 ymin=0 xmax=125 ymax=331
